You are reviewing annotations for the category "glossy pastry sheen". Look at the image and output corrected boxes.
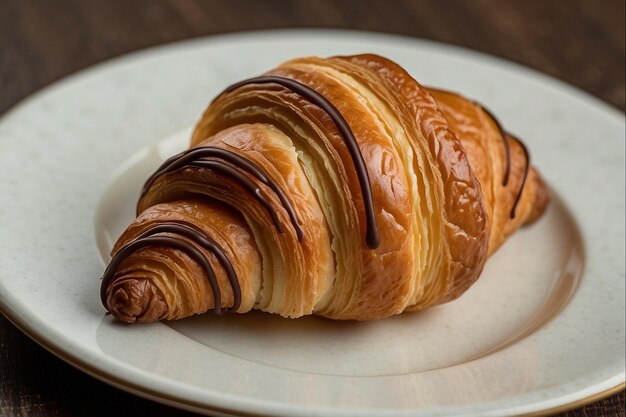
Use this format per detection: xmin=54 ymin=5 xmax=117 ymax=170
xmin=101 ymin=54 xmax=549 ymax=323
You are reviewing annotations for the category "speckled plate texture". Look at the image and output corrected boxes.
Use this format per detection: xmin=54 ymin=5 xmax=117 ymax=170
xmin=0 ymin=30 xmax=624 ymax=417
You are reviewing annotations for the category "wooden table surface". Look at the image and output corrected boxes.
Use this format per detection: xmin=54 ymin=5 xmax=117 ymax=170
xmin=0 ymin=1 xmax=624 ymax=416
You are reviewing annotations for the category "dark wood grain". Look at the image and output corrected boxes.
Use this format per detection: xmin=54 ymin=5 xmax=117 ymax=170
xmin=0 ymin=1 xmax=624 ymax=416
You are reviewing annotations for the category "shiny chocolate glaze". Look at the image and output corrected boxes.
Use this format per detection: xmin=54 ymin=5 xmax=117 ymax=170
xmin=140 ymin=147 xmax=304 ymax=239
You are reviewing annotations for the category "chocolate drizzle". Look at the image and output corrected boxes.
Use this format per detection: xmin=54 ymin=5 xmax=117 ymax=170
xmin=476 ymin=104 xmax=511 ymax=187
xmin=219 ymin=75 xmax=380 ymax=249
xmin=140 ymin=147 xmax=304 ymax=240
xmin=100 ymin=221 xmax=240 ymax=315
xmin=506 ymin=134 xmax=530 ymax=218
xmin=478 ymin=108 xmax=530 ymax=218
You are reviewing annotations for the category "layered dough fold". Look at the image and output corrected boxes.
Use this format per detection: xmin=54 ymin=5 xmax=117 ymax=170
xmin=102 ymin=54 xmax=549 ymax=323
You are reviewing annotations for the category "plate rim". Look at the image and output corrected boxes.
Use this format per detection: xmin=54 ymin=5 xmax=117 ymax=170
xmin=2 ymin=304 xmax=624 ymax=417
xmin=0 ymin=28 xmax=624 ymax=417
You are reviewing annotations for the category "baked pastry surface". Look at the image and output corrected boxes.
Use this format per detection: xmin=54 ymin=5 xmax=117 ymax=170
xmin=101 ymin=54 xmax=549 ymax=323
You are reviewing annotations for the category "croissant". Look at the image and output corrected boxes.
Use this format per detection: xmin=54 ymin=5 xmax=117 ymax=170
xmin=100 ymin=54 xmax=549 ymax=323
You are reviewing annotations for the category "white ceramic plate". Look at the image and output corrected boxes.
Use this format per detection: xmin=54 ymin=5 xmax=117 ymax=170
xmin=0 ymin=30 xmax=623 ymax=417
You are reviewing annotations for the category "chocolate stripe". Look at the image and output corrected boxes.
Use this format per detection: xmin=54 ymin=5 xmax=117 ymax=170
xmin=140 ymin=147 xmax=303 ymax=241
xmin=219 ymin=75 xmax=380 ymax=249
xmin=101 ymin=221 xmax=241 ymax=314
xmin=101 ymin=236 xmax=225 ymax=314
xmin=507 ymin=134 xmax=530 ymax=218
xmin=477 ymin=104 xmax=512 ymax=186
xmin=141 ymin=157 xmax=284 ymax=234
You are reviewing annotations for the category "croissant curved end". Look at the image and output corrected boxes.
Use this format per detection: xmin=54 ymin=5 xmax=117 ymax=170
xmin=106 ymin=278 xmax=167 ymax=323
xmin=525 ymin=171 xmax=551 ymax=225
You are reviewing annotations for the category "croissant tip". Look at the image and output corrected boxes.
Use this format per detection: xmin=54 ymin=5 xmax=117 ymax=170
xmin=106 ymin=278 xmax=167 ymax=323
xmin=524 ymin=172 xmax=551 ymax=225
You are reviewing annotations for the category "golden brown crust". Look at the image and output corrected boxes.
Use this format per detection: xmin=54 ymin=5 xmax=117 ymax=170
xmin=329 ymin=55 xmax=489 ymax=305
xmin=264 ymin=62 xmax=415 ymax=319
xmin=103 ymin=53 xmax=549 ymax=323
xmin=107 ymin=199 xmax=262 ymax=321
xmin=428 ymin=89 xmax=550 ymax=255
xmin=141 ymin=124 xmax=334 ymax=318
